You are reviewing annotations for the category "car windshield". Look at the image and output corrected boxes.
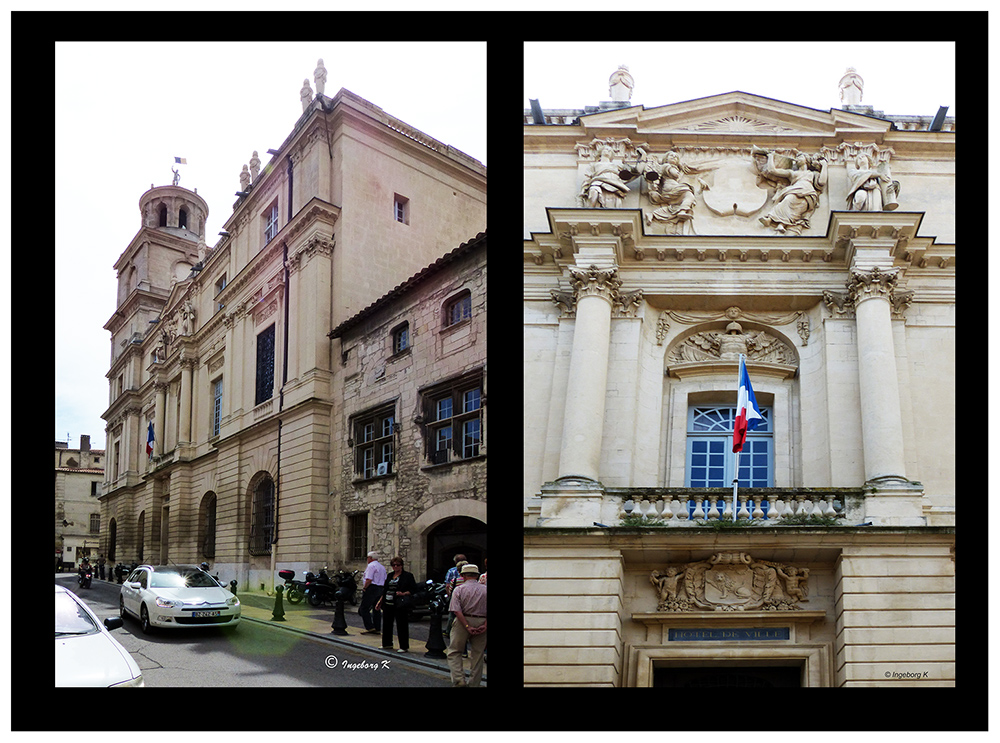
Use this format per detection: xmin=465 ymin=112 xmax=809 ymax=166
xmin=55 ymin=591 xmax=99 ymax=637
xmin=149 ymin=569 xmax=220 ymax=589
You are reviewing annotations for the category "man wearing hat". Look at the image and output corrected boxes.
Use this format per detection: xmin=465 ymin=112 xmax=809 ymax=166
xmin=447 ymin=562 xmax=487 ymax=687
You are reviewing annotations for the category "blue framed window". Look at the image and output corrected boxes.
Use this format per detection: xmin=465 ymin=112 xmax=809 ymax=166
xmin=686 ymin=406 xmax=772 ymax=488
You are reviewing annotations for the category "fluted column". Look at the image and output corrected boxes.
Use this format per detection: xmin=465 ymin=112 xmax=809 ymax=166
xmin=557 ymin=264 xmax=621 ymax=482
xmin=848 ymin=266 xmax=906 ymax=482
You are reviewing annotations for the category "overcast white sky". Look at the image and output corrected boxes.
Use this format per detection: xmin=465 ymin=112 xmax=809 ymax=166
xmin=54 ymin=42 xmax=486 ymax=450
xmin=525 ymin=41 xmax=955 ymax=118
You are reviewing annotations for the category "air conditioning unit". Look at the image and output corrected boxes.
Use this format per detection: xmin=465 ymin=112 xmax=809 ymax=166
xmin=376 ymin=462 xmax=390 ymax=476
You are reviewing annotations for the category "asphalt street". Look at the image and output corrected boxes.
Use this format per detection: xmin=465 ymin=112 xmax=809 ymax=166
xmin=55 ymin=575 xmax=455 ymax=687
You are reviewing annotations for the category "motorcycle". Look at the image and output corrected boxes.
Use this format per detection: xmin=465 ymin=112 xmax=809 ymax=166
xmin=305 ymin=568 xmax=358 ymax=607
xmin=277 ymin=569 xmax=310 ymax=604
xmin=411 ymin=579 xmax=448 ymax=619
xmin=334 ymin=569 xmax=359 ymax=606
xmin=78 ymin=565 xmax=93 ymax=589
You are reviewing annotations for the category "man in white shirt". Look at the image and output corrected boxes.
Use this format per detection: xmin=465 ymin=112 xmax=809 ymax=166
xmin=359 ymin=551 xmax=387 ymax=633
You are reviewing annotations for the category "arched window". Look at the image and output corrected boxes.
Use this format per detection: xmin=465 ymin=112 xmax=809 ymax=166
xmin=248 ymin=474 xmax=275 ymax=555
xmin=158 ymin=204 xmax=168 ymax=227
xmin=178 ymin=207 xmax=188 ymax=230
xmin=108 ymin=518 xmax=117 ymax=561
xmin=200 ymin=492 xmax=217 ymax=559
xmin=136 ymin=510 xmax=145 ymax=563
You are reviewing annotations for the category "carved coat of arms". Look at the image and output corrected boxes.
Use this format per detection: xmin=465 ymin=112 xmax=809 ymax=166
xmin=650 ymin=552 xmax=810 ymax=612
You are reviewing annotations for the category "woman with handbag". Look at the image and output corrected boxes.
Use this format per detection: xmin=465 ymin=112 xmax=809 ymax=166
xmin=375 ymin=556 xmax=418 ymax=653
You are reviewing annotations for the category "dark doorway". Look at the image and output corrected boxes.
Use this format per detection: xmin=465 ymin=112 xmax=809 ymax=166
xmin=654 ymin=665 xmax=801 ymax=687
xmin=425 ymin=516 xmax=486 ymax=582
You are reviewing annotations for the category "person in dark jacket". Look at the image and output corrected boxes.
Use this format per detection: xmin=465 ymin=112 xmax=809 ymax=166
xmin=375 ymin=556 xmax=418 ymax=653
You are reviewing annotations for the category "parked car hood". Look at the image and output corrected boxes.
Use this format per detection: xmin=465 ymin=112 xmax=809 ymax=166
xmin=56 ymin=631 xmax=142 ymax=687
xmin=152 ymin=586 xmax=232 ymax=603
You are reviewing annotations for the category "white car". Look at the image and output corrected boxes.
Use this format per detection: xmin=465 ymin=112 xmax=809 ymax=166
xmin=120 ymin=564 xmax=240 ymax=633
xmin=56 ymin=584 xmax=144 ymax=687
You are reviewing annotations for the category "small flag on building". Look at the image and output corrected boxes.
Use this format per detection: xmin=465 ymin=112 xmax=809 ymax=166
xmin=174 ymin=157 xmax=187 ymax=164
xmin=146 ymin=421 xmax=155 ymax=457
xmin=732 ymin=355 xmax=764 ymax=453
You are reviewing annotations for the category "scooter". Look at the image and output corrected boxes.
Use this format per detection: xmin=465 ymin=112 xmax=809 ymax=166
xmin=277 ymin=569 xmax=310 ymax=604
xmin=78 ymin=566 xmax=93 ymax=589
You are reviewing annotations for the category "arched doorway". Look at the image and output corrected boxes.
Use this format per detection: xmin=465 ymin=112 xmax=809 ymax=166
xmin=425 ymin=516 xmax=486 ymax=582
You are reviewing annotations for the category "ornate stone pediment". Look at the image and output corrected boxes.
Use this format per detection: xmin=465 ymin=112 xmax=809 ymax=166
xmin=650 ymin=552 xmax=810 ymax=612
xmin=576 ymin=92 xmax=892 ymax=137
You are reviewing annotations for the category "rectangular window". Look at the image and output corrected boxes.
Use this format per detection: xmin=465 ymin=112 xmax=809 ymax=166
xmin=264 ymin=203 xmax=279 ymax=244
xmin=423 ymin=370 xmax=484 ymax=464
xmin=212 ymin=378 xmax=223 ymax=437
xmin=353 ymin=406 xmax=395 ymax=479
xmin=89 ymin=513 xmax=101 ymax=533
xmin=215 ymin=274 xmax=227 ymax=313
xmin=686 ymin=406 xmax=772 ymax=488
xmin=393 ymin=194 xmax=409 ymax=224
xmin=392 ymin=323 xmax=410 ymax=354
xmin=348 ymin=513 xmax=368 ymax=561
xmin=255 ymin=325 xmax=275 ymax=406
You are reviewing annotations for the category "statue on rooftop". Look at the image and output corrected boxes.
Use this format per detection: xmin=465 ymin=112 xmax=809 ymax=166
xmin=249 ymin=151 xmax=261 ymax=182
xmin=300 ymin=78 xmax=313 ymax=111
xmin=609 ymin=64 xmax=634 ymax=102
xmin=314 ymin=58 xmax=327 ymax=97
xmin=171 ymin=166 xmax=180 ymax=186
xmin=839 ymin=67 xmax=864 ymax=106
xmin=239 ymin=164 xmax=250 ymax=192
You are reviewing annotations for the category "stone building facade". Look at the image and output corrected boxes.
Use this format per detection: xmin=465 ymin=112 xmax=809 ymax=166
xmin=55 ymin=435 xmax=106 ymax=569
xmin=523 ymin=70 xmax=954 ymax=686
xmin=100 ymin=85 xmax=486 ymax=590
xmin=329 ymin=232 xmax=487 ymax=581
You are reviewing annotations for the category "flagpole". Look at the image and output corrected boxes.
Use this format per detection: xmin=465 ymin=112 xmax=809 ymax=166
xmin=732 ymin=353 xmax=743 ymax=522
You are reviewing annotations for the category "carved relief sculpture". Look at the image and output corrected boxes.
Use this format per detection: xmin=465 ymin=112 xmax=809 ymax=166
xmin=649 ymin=552 xmax=811 ymax=612
xmin=637 ymin=150 xmax=712 ymax=235
xmin=752 ymin=146 xmax=828 ymax=235
xmin=846 ymin=153 xmax=899 ymax=212
xmin=668 ymin=324 xmax=796 ymax=365
xmin=580 ymin=143 xmax=632 ymax=208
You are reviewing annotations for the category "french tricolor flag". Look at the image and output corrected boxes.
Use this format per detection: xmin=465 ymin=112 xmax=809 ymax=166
xmin=733 ymin=356 xmax=764 ymax=453
xmin=146 ymin=421 xmax=155 ymax=457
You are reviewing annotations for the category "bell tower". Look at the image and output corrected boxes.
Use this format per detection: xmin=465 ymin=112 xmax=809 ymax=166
xmin=106 ymin=183 xmax=209 ymax=386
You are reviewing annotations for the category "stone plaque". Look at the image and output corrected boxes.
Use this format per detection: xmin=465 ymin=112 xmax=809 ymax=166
xmin=668 ymin=627 xmax=790 ymax=642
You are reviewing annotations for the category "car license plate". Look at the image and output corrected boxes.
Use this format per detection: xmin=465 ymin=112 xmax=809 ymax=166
xmin=192 ymin=610 xmax=221 ymax=617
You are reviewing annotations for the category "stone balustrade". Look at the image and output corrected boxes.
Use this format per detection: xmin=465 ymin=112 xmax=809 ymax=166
xmin=613 ymin=487 xmax=863 ymax=525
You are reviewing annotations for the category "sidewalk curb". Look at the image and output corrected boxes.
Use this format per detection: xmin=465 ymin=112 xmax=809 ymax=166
xmin=238 ymin=602 xmax=486 ymax=685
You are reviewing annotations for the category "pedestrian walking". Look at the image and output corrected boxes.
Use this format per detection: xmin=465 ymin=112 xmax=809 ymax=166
xmin=447 ymin=563 xmax=487 ymax=687
xmin=375 ymin=556 xmax=418 ymax=653
xmin=358 ymin=551 xmax=386 ymax=633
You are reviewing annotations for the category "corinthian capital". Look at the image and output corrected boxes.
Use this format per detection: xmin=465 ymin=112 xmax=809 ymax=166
xmin=847 ymin=266 xmax=898 ymax=307
xmin=568 ymin=264 xmax=622 ymax=304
